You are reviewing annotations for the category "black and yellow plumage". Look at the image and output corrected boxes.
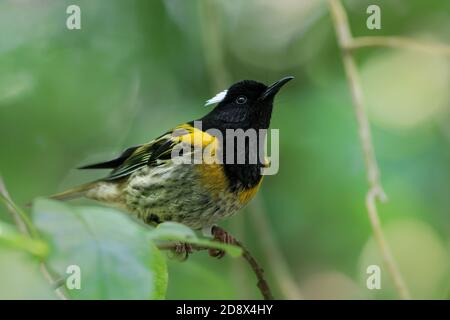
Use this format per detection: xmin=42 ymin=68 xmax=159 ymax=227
xmin=49 ymin=77 xmax=293 ymax=231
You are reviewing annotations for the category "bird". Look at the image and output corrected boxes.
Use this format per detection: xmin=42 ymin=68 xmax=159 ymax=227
xmin=48 ymin=76 xmax=294 ymax=257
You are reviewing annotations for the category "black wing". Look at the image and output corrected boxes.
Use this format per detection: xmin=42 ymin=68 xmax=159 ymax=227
xmin=78 ymin=130 xmax=177 ymax=181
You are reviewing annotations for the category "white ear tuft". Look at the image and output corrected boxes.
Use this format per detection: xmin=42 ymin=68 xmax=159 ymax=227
xmin=205 ymin=90 xmax=227 ymax=106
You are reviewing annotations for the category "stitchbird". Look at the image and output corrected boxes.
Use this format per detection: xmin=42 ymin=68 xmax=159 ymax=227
xmin=48 ymin=76 xmax=293 ymax=256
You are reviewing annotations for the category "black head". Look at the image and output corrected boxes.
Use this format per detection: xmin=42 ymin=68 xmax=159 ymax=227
xmin=200 ymin=76 xmax=294 ymax=131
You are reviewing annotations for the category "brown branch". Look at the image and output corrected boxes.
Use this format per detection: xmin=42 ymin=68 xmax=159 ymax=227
xmin=0 ymin=176 xmax=68 ymax=300
xmin=328 ymin=0 xmax=411 ymax=299
xmin=234 ymin=238 xmax=274 ymax=300
xmin=348 ymin=36 xmax=450 ymax=56
xmin=156 ymin=230 xmax=274 ymax=300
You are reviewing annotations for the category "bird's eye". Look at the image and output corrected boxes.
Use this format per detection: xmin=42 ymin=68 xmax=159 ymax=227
xmin=236 ymin=95 xmax=247 ymax=104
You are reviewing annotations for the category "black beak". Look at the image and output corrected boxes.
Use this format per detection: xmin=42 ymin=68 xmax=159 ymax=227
xmin=260 ymin=76 xmax=294 ymax=101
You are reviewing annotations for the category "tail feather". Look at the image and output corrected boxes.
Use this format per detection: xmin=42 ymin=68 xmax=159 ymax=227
xmin=48 ymin=182 xmax=96 ymax=201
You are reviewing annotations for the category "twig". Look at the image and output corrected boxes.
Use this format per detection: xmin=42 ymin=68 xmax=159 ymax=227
xmin=348 ymin=36 xmax=450 ymax=56
xmin=156 ymin=230 xmax=274 ymax=300
xmin=328 ymin=0 xmax=411 ymax=299
xmin=0 ymin=178 xmax=39 ymax=239
xmin=0 ymin=176 xmax=68 ymax=300
xmin=0 ymin=178 xmax=29 ymax=236
xmin=366 ymin=188 xmax=409 ymax=299
xmin=248 ymin=197 xmax=304 ymax=299
xmin=234 ymin=238 xmax=273 ymax=300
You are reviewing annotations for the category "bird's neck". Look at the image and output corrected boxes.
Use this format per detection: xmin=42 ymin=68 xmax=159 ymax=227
xmin=206 ymin=126 xmax=266 ymax=190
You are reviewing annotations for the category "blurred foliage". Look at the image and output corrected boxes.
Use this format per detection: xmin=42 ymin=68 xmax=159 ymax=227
xmin=0 ymin=0 xmax=449 ymax=299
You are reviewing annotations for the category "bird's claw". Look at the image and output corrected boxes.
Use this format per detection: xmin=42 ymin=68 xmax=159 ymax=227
xmin=208 ymin=226 xmax=235 ymax=259
xmin=169 ymin=242 xmax=193 ymax=261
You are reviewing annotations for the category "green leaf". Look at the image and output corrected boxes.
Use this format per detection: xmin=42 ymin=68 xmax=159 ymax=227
xmin=0 ymin=221 xmax=48 ymax=258
xmin=33 ymin=198 xmax=167 ymax=299
xmin=150 ymin=222 xmax=242 ymax=258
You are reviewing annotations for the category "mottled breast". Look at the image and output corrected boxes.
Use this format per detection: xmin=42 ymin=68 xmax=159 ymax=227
xmin=123 ymin=162 xmax=249 ymax=229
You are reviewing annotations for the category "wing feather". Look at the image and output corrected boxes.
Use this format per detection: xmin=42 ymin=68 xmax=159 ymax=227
xmin=77 ymin=123 xmax=216 ymax=182
xmin=104 ymin=133 xmax=173 ymax=181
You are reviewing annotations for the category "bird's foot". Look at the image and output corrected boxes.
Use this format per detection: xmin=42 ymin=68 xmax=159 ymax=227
xmin=169 ymin=242 xmax=193 ymax=261
xmin=208 ymin=226 xmax=235 ymax=259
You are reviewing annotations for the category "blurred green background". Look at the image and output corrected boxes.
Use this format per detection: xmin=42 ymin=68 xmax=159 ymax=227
xmin=0 ymin=0 xmax=449 ymax=299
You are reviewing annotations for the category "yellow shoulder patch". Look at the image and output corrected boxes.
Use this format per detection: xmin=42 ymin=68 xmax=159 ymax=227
xmin=174 ymin=123 xmax=216 ymax=148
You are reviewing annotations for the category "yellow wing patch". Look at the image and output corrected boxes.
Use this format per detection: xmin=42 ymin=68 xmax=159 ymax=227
xmin=173 ymin=123 xmax=220 ymax=163
xmin=174 ymin=123 xmax=216 ymax=148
